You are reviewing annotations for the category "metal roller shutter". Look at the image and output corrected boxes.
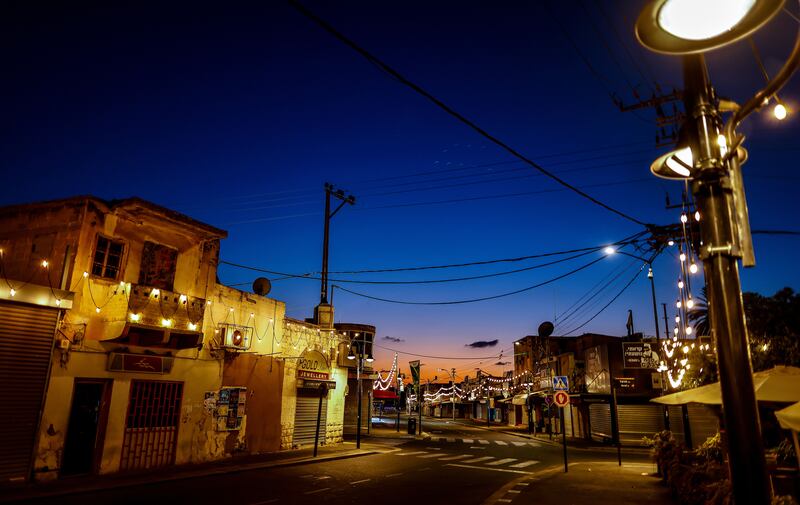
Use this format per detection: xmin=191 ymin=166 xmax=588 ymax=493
xmin=0 ymin=302 xmax=59 ymax=483
xmin=688 ymin=404 xmax=720 ymax=447
xmin=667 ymin=405 xmax=686 ymax=444
xmin=589 ymin=403 xmax=612 ymax=442
xmin=293 ymin=392 xmax=327 ymax=447
xmin=617 ymin=405 xmax=665 ymax=444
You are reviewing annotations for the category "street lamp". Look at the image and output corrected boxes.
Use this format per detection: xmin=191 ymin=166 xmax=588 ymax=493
xmin=347 ymin=332 xmax=373 ymax=449
xmin=604 ymin=247 xmax=662 ymax=344
xmin=635 ymin=2 xmax=799 ymax=504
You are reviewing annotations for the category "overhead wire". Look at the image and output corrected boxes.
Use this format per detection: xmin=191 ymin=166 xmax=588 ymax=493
xmin=287 ymin=0 xmax=649 ymax=227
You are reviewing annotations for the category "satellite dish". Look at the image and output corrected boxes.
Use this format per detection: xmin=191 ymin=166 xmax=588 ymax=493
xmin=538 ymin=321 xmax=554 ymax=338
xmin=252 ymin=277 xmax=272 ymax=296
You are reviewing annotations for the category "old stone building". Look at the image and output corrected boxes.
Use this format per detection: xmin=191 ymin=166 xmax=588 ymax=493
xmin=0 ymin=196 xmax=348 ymax=483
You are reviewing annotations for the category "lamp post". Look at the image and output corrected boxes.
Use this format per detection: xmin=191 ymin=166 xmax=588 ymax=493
xmin=347 ymin=332 xmax=373 ymax=449
xmin=635 ymin=2 xmax=798 ymax=503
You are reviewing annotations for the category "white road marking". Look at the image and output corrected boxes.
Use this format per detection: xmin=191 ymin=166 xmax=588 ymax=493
xmin=510 ymin=460 xmax=540 ymax=469
xmin=512 ymin=441 xmax=527 ymax=446
xmin=315 ymin=476 xmax=331 ymax=480
xmin=445 ymin=463 xmax=532 ymax=475
xmin=438 ymin=454 xmax=472 ymax=461
xmin=425 ymin=447 xmax=442 ymax=450
xmin=478 ymin=440 xmax=490 ymax=445
xmin=396 ymin=451 xmax=427 ymax=456
xmin=350 ymin=479 xmax=371 ymax=485
xmin=463 ymin=456 xmax=494 ymax=464
xmin=304 ymin=488 xmax=330 ymax=495
xmin=386 ymin=473 xmax=403 ymax=478
xmin=528 ymin=442 xmax=542 ymax=447
xmin=517 ymin=482 xmax=529 ymax=486
xmin=497 ymin=499 xmax=513 ymax=503
xmin=487 ymin=458 xmax=517 ymax=466
xmin=462 ymin=438 xmax=474 ymax=444
xmin=419 ymin=452 xmax=446 ymax=458
xmin=469 ymin=446 xmax=486 ymax=450
xmin=494 ymin=440 xmax=508 ymax=446
xmin=508 ymin=490 xmax=521 ymax=494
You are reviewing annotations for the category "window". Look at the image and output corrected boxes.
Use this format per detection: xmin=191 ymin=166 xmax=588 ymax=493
xmin=92 ymin=236 xmax=124 ymax=280
xmin=138 ymin=241 xmax=178 ymax=291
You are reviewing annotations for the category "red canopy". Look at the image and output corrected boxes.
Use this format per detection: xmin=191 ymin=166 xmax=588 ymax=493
xmin=373 ymin=389 xmax=399 ymax=399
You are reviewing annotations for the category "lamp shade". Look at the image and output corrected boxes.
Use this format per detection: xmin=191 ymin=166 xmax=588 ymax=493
xmin=650 ymin=145 xmax=748 ymax=179
xmin=636 ymin=0 xmax=784 ymax=54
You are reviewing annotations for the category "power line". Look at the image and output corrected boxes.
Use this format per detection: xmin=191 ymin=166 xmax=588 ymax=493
xmin=555 ymin=257 xmax=638 ymax=326
xmin=559 ymin=263 xmax=648 ymax=336
xmin=332 ymin=255 xmax=606 ymax=305
xmin=288 ymin=0 xmax=649 ymax=227
xmin=373 ymin=342 xmax=507 ymax=360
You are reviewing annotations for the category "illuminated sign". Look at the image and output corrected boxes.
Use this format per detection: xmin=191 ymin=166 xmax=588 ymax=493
xmin=297 ymin=349 xmax=331 ymax=381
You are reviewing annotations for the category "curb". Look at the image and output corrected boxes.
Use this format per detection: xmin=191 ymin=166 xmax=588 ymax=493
xmin=1 ymin=449 xmax=378 ymax=503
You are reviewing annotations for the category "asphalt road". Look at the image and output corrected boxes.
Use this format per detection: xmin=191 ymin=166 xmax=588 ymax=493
xmin=15 ymin=417 xmax=654 ymax=505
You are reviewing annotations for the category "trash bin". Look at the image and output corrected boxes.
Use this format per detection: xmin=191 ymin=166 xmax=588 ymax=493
xmin=407 ymin=417 xmax=417 ymax=434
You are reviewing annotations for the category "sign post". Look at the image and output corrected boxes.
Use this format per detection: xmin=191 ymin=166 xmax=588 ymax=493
xmin=409 ymin=360 xmax=421 ymax=435
xmin=553 ymin=379 xmax=570 ymax=473
xmin=313 ymin=382 xmax=326 ymax=457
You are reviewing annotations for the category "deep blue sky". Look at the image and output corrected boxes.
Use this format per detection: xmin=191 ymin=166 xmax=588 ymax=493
xmin=4 ymin=1 xmax=799 ymax=376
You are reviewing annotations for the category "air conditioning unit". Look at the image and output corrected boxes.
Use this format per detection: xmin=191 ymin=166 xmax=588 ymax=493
xmin=219 ymin=324 xmax=252 ymax=351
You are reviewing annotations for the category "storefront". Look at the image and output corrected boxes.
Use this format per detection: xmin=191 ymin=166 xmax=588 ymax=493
xmin=293 ymin=350 xmax=335 ymax=447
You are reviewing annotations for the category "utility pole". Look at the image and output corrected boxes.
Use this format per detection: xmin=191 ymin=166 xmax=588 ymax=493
xmin=315 ymin=183 xmax=355 ymax=328
xmin=451 ymin=367 xmax=457 ymax=421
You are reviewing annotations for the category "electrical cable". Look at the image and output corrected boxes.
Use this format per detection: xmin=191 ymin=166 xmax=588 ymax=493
xmin=288 ymin=0 xmax=649 ymax=227
xmin=372 ymin=342 xmax=510 ymax=360
xmin=555 ymin=258 xmax=638 ymax=328
xmin=331 ymin=255 xmax=606 ymax=305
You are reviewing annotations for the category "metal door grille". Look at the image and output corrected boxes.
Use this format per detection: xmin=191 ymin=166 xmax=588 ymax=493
xmin=120 ymin=380 xmax=183 ymax=471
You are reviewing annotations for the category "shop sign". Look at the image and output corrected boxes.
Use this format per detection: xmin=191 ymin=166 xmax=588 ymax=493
xmin=108 ymin=352 xmax=168 ymax=374
xmin=622 ymin=342 xmax=659 ymax=369
xmin=297 ymin=349 xmax=331 ymax=381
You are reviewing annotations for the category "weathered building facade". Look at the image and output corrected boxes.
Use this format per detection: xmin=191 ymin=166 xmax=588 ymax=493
xmin=0 ymin=196 xmax=348 ymax=484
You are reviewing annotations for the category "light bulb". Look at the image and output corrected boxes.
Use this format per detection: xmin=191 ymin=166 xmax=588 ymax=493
xmin=678 ymin=280 xmax=685 ymax=289
xmin=682 ymin=346 xmax=689 ymax=354
xmin=95 ymin=307 xmax=101 ymax=313
xmin=774 ymin=103 xmax=787 ymax=120
xmin=83 ymin=271 xmax=89 ymax=278
xmin=686 ymin=326 xmax=693 ymax=335
xmin=130 ymin=313 xmax=141 ymax=322
xmin=675 ymin=316 xmax=680 ymax=323
xmin=717 ymin=134 xmax=728 ymax=157
xmin=668 ymin=240 xmax=675 ymax=246
xmin=674 ymin=327 xmax=679 ymax=335
xmin=680 ymin=214 xmax=688 ymax=223
xmin=679 ymin=253 xmax=686 ymax=262
xmin=687 ymin=298 xmax=695 ymax=309
xmin=151 ymin=289 xmax=160 ymax=297
xmin=188 ymin=322 xmax=197 ymax=331
xmin=604 ymin=246 xmax=616 ymax=255
xmin=161 ymin=319 xmax=172 ymax=327
xmin=206 ymin=300 xmax=212 ymax=305
xmin=41 ymin=260 xmax=49 ymax=268
xmin=689 ymin=262 xmax=698 ymax=274
xmin=9 ymin=288 xmax=16 ymax=297
xmin=179 ymin=294 xmax=187 ymax=303
xmin=55 ymin=299 xmax=61 ymax=306
xmin=694 ymin=211 xmax=701 ymax=222
xmin=676 ymin=300 xmax=682 ymax=308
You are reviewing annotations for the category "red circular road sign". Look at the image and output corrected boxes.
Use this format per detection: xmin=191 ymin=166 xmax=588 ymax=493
xmin=553 ymin=390 xmax=570 ymax=408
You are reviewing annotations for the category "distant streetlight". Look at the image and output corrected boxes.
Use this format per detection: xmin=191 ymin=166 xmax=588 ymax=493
xmin=635 ymin=1 xmax=798 ymax=504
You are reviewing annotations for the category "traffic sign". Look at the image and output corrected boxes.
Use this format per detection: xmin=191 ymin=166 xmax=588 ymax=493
xmin=553 ymin=376 xmax=569 ymax=391
xmin=553 ymin=390 xmax=570 ymax=408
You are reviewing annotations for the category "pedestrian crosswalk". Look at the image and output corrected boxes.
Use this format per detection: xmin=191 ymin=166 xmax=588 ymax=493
xmin=423 ymin=436 xmax=541 ymax=448
xmin=393 ymin=450 xmax=540 ymax=471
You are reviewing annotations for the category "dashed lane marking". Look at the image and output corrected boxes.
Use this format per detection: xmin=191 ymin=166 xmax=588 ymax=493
xmin=397 ymin=451 xmax=428 ymax=456
xmin=497 ymin=500 xmax=513 ymax=503
xmin=469 ymin=446 xmax=486 ymax=450
xmin=508 ymin=490 xmax=521 ymax=494
xmin=315 ymin=476 xmax=331 ymax=480
xmin=426 ymin=447 xmax=442 ymax=450
xmin=438 ymin=454 xmax=472 ymax=461
xmin=511 ymin=441 xmax=527 ymax=447
xmin=463 ymin=456 xmax=495 ymax=464
xmin=510 ymin=460 xmax=540 ymax=469
xmin=478 ymin=440 xmax=490 ymax=445
xmin=463 ymin=438 xmax=474 ymax=444
xmin=419 ymin=452 xmax=447 ymax=458
xmin=386 ymin=473 xmax=403 ymax=478
xmin=445 ymin=464 xmax=532 ymax=475
xmin=494 ymin=440 xmax=508 ymax=446
xmin=304 ymin=488 xmax=330 ymax=495
xmin=350 ymin=479 xmax=371 ymax=485
xmin=487 ymin=458 xmax=517 ymax=466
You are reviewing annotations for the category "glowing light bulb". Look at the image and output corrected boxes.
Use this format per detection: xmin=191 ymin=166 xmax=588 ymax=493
xmin=676 ymin=300 xmax=682 ymax=308
xmin=668 ymin=240 xmax=675 ymax=246
xmin=41 ymin=260 xmax=49 ymax=268
xmin=151 ymin=289 xmax=160 ymax=297
xmin=130 ymin=313 xmax=141 ymax=322
xmin=604 ymin=246 xmax=616 ymax=255
xmin=55 ymin=299 xmax=61 ymax=306
xmin=689 ymin=262 xmax=698 ymax=274
xmin=687 ymin=298 xmax=695 ymax=309
xmin=717 ymin=134 xmax=728 ymax=157
xmin=678 ymin=280 xmax=685 ymax=289
xmin=179 ymin=294 xmax=187 ymax=303
xmin=229 ymin=308 xmax=234 ymax=312
xmin=95 ymin=307 xmax=101 ymax=313
xmin=83 ymin=271 xmax=89 ymax=278
xmin=675 ymin=316 xmax=680 ymax=323
xmin=674 ymin=327 xmax=679 ymax=335
xmin=161 ymin=319 xmax=172 ymax=327
xmin=679 ymin=253 xmax=686 ymax=262
xmin=9 ymin=288 xmax=16 ymax=297
xmin=762 ymin=343 xmax=769 ymax=352
xmin=206 ymin=300 xmax=212 ymax=305
xmin=249 ymin=312 xmax=254 ymax=318
xmin=774 ymin=103 xmax=787 ymax=120
xmin=685 ymin=326 xmax=693 ymax=335
xmin=680 ymin=214 xmax=688 ymax=223
xmin=694 ymin=211 xmax=701 ymax=222
xmin=188 ymin=322 xmax=197 ymax=331
xmin=682 ymin=346 xmax=690 ymax=354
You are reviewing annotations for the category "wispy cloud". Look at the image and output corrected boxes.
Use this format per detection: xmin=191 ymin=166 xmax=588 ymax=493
xmin=383 ymin=336 xmax=404 ymax=343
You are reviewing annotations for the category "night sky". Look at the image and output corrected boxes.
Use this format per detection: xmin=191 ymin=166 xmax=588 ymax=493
xmin=4 ymin=1 xmax=799 ymax=379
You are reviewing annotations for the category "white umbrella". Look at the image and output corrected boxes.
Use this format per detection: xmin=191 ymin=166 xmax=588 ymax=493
xmin=775 ymin=401 xmax=800 ymax=469
xmin=651 ymin=366 xmax=800 ymax=405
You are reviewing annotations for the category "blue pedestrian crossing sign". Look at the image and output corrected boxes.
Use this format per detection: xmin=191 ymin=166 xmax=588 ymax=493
xmin=553 ymin=376 xmax=569 ymax=391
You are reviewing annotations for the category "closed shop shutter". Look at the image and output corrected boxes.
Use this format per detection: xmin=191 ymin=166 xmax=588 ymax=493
xmin=293 ymin=392 xmax=327 ymax=447
xmin=667 ymin=405 xmax=686 ymax=444
xmin=688 ymin=404 xmax=720 ymax=448
xmin=617 ymin=405 xmax=665 ymax=443
xmin=0 ymin=302 xmax=59 ymax=483
xmin=589 ymin=403 xmax=612 ymax=442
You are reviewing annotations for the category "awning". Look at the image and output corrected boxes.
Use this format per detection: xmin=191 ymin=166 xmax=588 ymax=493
xmin=512 ymin=393 xmax=529 ymax=406
xmin=651 ymin=365 xmax=800 ymax=405
xmin=776 ymin=401 xmax=800 ymax=432
xmin=373 ymin=389 xmax=398 ymax=400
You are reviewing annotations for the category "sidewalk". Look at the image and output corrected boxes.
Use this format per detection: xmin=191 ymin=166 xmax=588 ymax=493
xmin=486 ymin=460 xmax=674 ymax=505
xmin=1 ymin=442 xmax=379 ymax=503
